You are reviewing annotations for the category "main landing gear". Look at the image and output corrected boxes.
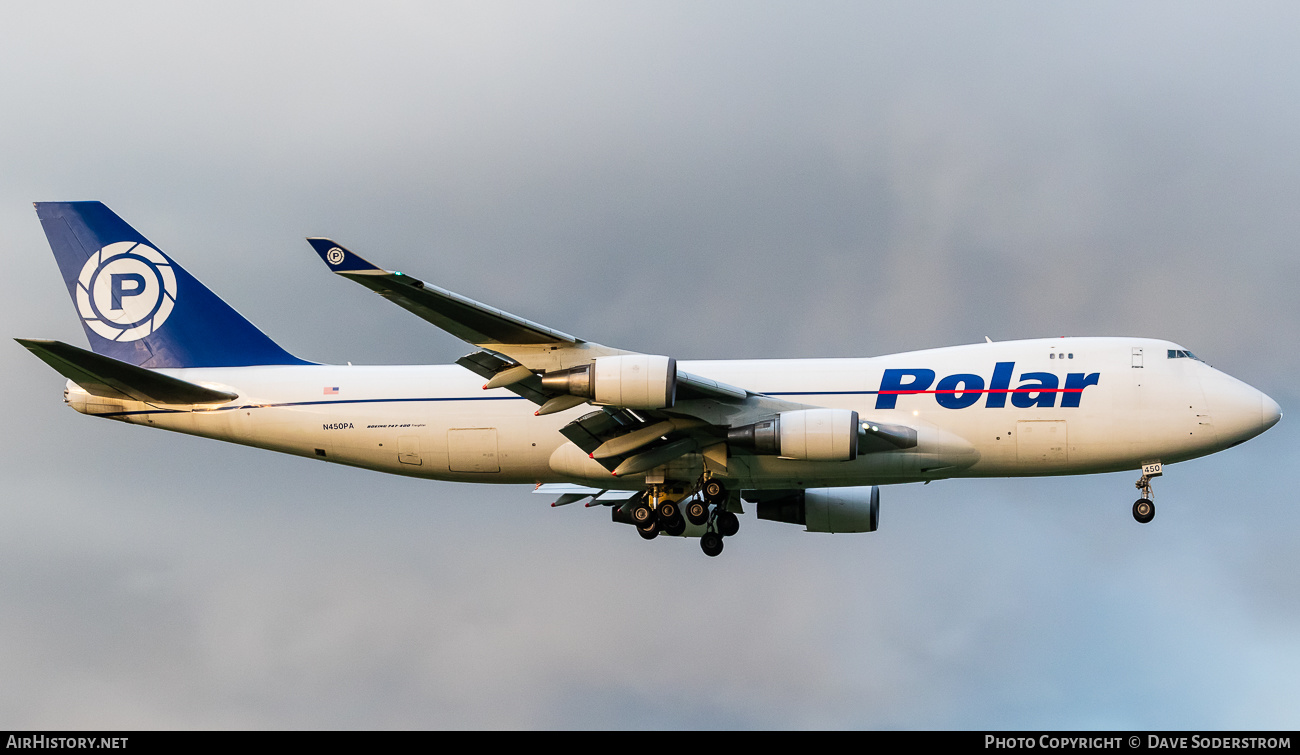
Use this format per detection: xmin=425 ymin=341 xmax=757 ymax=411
xmin=626 ymin=476 xmax=740 ymax=557
xmin=697 ymin=477 xmax=739 ymax=558
xmin=1132 ymin=462 xmax=1162 ymax=524
xmin=630 ymin=483 xmax=688 ymax=541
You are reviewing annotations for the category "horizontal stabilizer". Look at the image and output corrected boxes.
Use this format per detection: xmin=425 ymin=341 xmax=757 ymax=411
xmin=17 ymin=339 xmax=238 ymax=404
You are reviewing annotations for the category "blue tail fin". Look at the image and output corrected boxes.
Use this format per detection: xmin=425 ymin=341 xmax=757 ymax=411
xmin=35 ymin=202 xmax=309 ymax=368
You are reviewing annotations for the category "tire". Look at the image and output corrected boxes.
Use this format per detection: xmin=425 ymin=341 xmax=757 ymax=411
xmin=702 ymin=479 xmax=727 ymax=505
xmin=700 ymin=532 xmax=724 ymax=557
xmin=664 ymin=516 xmax=686 ymax=537
xmin=631 ymin=505 xmax=653 ymax=525
xmin=718 ymin=511 xmax=740 ymax=537
xmin=657 ymin=501 xmax=678 ymax=522
xmin=1132 ymin=498 xmax=1155 ymax=524
xmin=638 ymin=521 xmax=660 ymax=540
xmin=685 ymin=500 xmax=708 ymax=525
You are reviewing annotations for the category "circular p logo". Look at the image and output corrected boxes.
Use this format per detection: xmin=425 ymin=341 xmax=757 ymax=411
xmin=75 ymin=242 xmax=177 ymax=342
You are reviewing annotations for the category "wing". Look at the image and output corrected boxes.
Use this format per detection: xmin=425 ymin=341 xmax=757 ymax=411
xmin=306 ymin=238 xmax=896 ymax=475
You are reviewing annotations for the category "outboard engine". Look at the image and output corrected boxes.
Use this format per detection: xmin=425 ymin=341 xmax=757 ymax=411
xmin=540 ymin=355 xmax=676 ymax=410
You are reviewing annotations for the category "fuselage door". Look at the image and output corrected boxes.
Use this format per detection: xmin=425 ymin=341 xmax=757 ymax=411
xmin=1017 ymin=420 xmax=1068 ymax=464
xmin=398 ymin=435 xmax=422 ymax=465
xmin=448 ymin=428 xmax=501 ymax=473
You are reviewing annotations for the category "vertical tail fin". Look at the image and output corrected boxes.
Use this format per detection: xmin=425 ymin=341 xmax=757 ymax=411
xmin=34 ymin=202 xmax=309 ymax=368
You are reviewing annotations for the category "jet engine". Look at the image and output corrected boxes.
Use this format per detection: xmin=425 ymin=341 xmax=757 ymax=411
xmin=753 ymin=485 xmax=880 ymax=533
xmin=726 ymin=408 xmax=859 ymax=461
xmin=540 ymin=354 xmax=677 ymax=410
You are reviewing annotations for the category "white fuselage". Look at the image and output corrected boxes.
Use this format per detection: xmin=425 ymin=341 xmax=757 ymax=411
xmin=65 ymin=337 xmax=1279 ymax=490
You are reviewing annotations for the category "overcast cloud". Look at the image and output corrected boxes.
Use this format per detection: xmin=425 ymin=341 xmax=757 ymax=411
xmin=1 ymin=1 xmax=1297 ymax=729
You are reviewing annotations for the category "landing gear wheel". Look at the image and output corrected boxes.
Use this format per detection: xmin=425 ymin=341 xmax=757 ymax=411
xmin=718 ymin=511 xmax=740 ymax=537
xmin=638 ymin=521 xmax=660 ymax=540
xmin=700 ymin=532 xmax=724 ymax=557
xmin=1133 ymin=498 xmax=1155 ymax=524
xmin=664 ymin=516 xmax=686 ymax=537
xmin=631 ymin=504 xmax=653 ymax=526
xmin=702 ymin=479 xmax=727 ymax=505
xmin=685 ymin=499 xmax=708 ymax=526
xmin=657 ymin=501 xmax=678 ymax=523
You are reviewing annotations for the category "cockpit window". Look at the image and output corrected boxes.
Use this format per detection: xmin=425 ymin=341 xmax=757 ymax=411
xmin=1167 ymin=349 xmax=1203 ymax=361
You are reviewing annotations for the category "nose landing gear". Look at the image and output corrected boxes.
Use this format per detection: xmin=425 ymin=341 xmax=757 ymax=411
xmin=1133 ymin=462 xmax=1162 ymax=524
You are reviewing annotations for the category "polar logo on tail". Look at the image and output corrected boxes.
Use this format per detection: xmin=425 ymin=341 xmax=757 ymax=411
xmin=326 ymin=247 xmax=346 ymax=265
xmin=74 ymin=242 xmax=177 ymax=342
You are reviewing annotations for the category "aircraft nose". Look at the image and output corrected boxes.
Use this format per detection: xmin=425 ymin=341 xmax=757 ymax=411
xmin=1262 ymin=392 xmax=1282 ymax=431
xmin=1201 ymin=370 xmax=1279 ymax=445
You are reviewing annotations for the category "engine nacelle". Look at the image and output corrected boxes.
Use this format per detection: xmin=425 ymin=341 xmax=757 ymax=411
xmin=727 ymin=408 xmax=859 ymax=461
xmin=754 ymin=485 xmax=880 ymax=533
xmin=540 ymin=354 xmax=676 ymax=410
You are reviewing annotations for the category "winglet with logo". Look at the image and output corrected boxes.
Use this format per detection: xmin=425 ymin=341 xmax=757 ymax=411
xmin=306 ymin=238 xmax=386 ymax=274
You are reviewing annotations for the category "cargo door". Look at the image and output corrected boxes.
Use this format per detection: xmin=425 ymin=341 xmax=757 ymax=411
xmin=1017 ymin=420 xmax=1068 ymax=464
xmin=447 ymin=428 xmax=500 ymax=473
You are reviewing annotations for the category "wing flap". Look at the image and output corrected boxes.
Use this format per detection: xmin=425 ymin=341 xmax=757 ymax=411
xmin=17 ymin=339 xmax=238 ymax=404
xmin=454 ymin=350 xmax=551 ymax=404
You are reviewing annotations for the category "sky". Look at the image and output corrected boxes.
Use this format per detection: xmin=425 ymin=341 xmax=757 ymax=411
xmin=1 ymin=1 xmax=1298 ymax=730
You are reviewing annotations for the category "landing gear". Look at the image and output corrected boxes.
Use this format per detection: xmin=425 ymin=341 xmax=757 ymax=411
xmin=1133 ymin=498 xmax=1155 ymax=524
xmin=623 ymin=477 xmax=739 ymax=556
xmin=1133 ymin=462 xmax=1162 ymax=524
xmin=695 ymin=477 xmax=738 ymax=555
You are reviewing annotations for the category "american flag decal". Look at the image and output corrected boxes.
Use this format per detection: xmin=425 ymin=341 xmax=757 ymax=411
xmin=324 ymin=386 xmax=339 ymax=395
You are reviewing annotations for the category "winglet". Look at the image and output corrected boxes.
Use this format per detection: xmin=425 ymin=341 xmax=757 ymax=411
xmin=306 ymin=238 xmax=387 ymax=274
